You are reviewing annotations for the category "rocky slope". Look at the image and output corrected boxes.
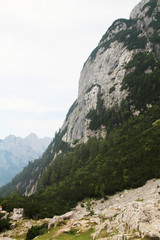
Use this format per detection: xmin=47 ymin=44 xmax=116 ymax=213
xmin=47 ymin=179 xmax=160 ymax=239
xmin=1 ymin=179 xmax=160 ymax=239
xmin=0 ymin=134 xmax=51 ymax=187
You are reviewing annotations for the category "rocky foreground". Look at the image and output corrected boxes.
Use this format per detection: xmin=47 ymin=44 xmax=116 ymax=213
xmin=1 ymin=179 xmax=160 ymax=239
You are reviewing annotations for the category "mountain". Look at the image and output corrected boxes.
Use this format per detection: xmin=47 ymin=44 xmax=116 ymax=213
xmin=61 ymin=0 xmax=160 ymax=144
xmin=0 ymin=0 xmax=160 ymax=222
xmin=0 ymin=134 xmax=51 ymax=187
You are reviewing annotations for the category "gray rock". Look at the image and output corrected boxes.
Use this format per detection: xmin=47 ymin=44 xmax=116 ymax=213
xmin=11 ymin=208 xmax=24 ymax=221
xmin=60 ymin=0 xmax=158 ymax=146
xmin=130 ymin=0 xmax=150 ymax=19
xmin=46 ymin=179 xmax=160 ymax=239
xmin=48 ymin=204 xmax=88 ymax=229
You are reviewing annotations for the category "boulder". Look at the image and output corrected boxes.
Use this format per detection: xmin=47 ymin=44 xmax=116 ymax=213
xmin=11 ymin=208 xmax=24 ymax=221
xmin=48 ymin=216 xmax=63 ymax=229
xmin=48 ymin=204 xmax=88 ymax=229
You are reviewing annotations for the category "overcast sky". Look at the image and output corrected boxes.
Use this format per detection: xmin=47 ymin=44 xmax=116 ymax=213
xmin=0 ymin=0 xmax=140 ymax=140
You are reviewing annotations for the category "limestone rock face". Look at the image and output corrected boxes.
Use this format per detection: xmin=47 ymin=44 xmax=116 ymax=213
xmin=60 ymin=0 xmax=160 ymax=145
xmin=61 ymin=39 xmax=132 ymax=145
xmin=48 ymin=206 xmax=88 ymax=229
xmin=130 ymin=0 xmax=150 ymax=19
xmin=47 ymin=179 xmax=160 ymax=239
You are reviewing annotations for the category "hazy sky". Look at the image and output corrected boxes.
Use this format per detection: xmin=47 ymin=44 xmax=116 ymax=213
xmin=0 ymin=0 xmax=140 ymax=139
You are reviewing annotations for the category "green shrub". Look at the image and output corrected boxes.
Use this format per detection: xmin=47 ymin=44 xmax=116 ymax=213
xmin=144 ymin=236 xmax=160 ymax=240
xmin=67 ymin=228 xmax=77 ymax=235
xmin=151 ymin=31 xmax=160 ymax=44
xmin=121 ymin=52 xmax=160 ymax=112
xmin=26 ymin=223 xmax=48 ymax=240
xmin=0 ymin=213 xmax=10 ymax=232
xmin=142 ymin=0 xmax=158 ymax=17
xmin=115 ymin=27 xmax=147 ymax=50
xmin=109 ymin=86 xmax=115 ymax=94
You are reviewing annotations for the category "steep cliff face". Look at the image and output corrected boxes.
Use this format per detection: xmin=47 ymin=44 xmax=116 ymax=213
xmin=61 ymin=0 xmax=160 ymax=144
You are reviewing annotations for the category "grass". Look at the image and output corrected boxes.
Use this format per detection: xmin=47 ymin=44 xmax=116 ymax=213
xmin=96 ymin=228 xmax=119 ymax=239
xmin=142 ymin=237 xmax=160 ymax=240
xmin=152 ymin=119 xmax=160 ymax=127
xmin=34 ymin=227 xmax=60 ymax=240
xmin=96 ymin=229 xmax=107 ymax=238
xmin=36 ymin=228 xmax=94 ymax=240
xmin=5 ymin=219 xmax=47 ymax=240
xmin=136 ymin=198 xmax=144 ymax=202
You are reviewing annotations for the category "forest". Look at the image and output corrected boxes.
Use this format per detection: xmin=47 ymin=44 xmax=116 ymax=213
xmin=0 ymin=98 xmax=160 ymax=219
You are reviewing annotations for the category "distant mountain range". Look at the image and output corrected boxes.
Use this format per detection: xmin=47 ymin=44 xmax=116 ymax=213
xmin=0 ymin=133 xmax=51 ymax=187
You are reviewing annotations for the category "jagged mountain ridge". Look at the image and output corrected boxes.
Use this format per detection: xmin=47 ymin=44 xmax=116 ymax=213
xmin=0 ymin=134 xmax=51 ymax=187
xmin=0 ymin=0 xmax=160 ymax=197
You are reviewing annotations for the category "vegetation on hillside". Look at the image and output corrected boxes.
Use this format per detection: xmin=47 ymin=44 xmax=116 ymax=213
xmin=87 ymin=51 xmax=160 ymax=131
xmin=89 ymin=17 xmax=147 ymax=62
xmin=0 ymin=0 xmax=160 ymax=222
xmin=142 ymin=0 xmax=158 ymax=17
xmin=89 ymin=0 xmax=159 ymax=62
xmin=0 ymin=100 xmax=160 ymax=218
xmin=122 ymin=52 xmax=160 ymax=112
xmin=26 ymin=223 xmax=48 ymax=240
xmin=0 ymin=128 xmax=69 ymax=197
xmin=0 ymin=213 xmax=10 ymax=232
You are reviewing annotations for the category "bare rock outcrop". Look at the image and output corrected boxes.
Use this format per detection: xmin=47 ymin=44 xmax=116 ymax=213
xmin=60 ymin=0 xmax=160 ymax=145
xmin=10 ymin=208 xmax=24 ymax=221
xmin=48 ymin=204 xmax=88 ymax=229
xmin=48 ymin=179 xmax=160 ymax=239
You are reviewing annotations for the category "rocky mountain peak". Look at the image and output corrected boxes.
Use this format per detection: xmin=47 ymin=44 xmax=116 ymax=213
xmin=26 ymin=133 xmax=38 ymax=140
xmin=60 ymin=0 xmax=160 ymax=146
